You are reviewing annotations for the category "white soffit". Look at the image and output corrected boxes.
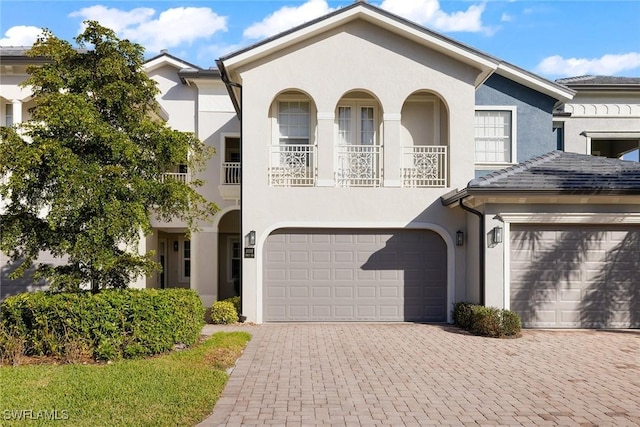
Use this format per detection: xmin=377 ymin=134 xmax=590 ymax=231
xmin=221 ymin=5 xmax=499 ymax=84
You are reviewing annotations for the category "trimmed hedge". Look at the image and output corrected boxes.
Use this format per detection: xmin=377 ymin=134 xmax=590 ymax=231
xmin=0 ymin=288 xmax=205 ymax=361
xmin=453 ymin=302 xmax=521 ymax=338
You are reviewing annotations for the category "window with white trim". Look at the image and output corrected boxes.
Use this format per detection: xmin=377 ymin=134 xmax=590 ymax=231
xmin=278 ymin=101 xmax=309 ymax=145
xmin=229 ymin=238 xmax=240 ymax=282
xmin=4 ymin=103 xmax=13 ymax=127
xmin=474 ymin=107 xmax=516 ymax=164
xmin=182 ymin=240 xmax=191 ymax=280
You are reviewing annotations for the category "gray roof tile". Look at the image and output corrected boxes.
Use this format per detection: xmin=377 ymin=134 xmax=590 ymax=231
xmin=469 ymin=151 xmax=640 ymax=193
xmin=556 ymin=75 xmax=640 ymax=87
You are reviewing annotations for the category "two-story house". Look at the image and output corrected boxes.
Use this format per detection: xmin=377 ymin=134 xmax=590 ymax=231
xmin=2 ymin=1 xmax=638 ymax=327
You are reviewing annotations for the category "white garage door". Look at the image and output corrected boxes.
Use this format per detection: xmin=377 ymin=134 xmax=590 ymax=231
xmin=263 ymin=229 xmax=447 ymax=322
xmin=511 ymin=225 xmax=639 ymax=328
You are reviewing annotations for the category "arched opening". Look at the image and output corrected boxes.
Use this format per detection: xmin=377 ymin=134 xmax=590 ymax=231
xmin=400 ymin=91 xmax=450 ymax=187
xmin=268 ymin=90 xmax=317 ymax=186
xmin=334 ymin=90 xmax=384 ymax=186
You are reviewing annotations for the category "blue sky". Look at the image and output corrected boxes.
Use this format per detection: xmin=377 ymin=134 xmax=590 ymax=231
xmin=1 ymin=0 xmax=640 ymax=79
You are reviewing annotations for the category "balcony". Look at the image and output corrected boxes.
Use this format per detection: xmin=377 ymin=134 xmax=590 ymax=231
xmin=221 ymin=162 xmax=241 ymax=185
xmin=161 ymin=172 xmax=189 ymax=184
xmin=401 ymin=146 xmax=447 ymax=187
xmin=336 ymin=145 xmax=381 ymax=187
xmin=269 ymin=144 xmax=316 ymax=187
xmin=219 ymin=162 xmax=241 ymax=200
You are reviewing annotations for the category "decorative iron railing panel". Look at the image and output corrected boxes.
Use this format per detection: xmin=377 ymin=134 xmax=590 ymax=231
xmin=269 ymin=144 xmax=315 ymax=187
xmin=335 ymin=145 xmax=382 ymax=187
xmin=401 ymin=146 xmax=447 ymax=187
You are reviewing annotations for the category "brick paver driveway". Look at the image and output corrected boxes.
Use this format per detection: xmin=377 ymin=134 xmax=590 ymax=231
xmin=198 ymin=324 xmax=640 ymax=426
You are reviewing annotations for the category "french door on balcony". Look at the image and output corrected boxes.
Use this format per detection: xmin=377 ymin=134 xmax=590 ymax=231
xmin=336 ymin=103 xmax=380 ymax=186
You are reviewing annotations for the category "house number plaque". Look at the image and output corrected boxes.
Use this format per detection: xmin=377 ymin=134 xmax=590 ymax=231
xmin=244 ymin=248 xmax=255 ymax=258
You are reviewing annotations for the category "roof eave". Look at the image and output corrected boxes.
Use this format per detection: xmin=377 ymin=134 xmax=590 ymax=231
xmin=219 ymin=2 xmax=499 ymax=81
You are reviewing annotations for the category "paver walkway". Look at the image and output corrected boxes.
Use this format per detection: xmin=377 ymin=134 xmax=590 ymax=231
xmin=197 ymin=324 xmax=640 ymax=426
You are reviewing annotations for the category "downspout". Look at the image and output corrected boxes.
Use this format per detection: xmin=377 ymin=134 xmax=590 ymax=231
xmin=459 ymin=196 xmax=485 ymax=306
xmin=217 ymin=60 xmax=244 ymax=316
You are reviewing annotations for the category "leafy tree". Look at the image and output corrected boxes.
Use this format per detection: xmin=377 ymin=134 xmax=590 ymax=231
xmin=0 ymin=22 xmax=217 ymax=292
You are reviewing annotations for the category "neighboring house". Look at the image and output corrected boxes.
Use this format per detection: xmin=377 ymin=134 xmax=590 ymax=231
xmin=554 ymin=76 xmax=640 ymax=159
xmin=1 ymin=2 xmax=638 ymax=327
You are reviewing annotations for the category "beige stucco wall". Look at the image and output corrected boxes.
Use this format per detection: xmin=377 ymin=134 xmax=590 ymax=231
xmin=560 ymin=92 xmax=640 ymax=155
xmin=233 ymin=19 xmax=482 ymax=322
xmin=145 ymin=65 xmax=241 ymax=306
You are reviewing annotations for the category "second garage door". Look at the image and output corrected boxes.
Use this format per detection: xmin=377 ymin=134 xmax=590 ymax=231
xmin=263 ymin=229 xmax=447 ymax=322
xmin=510 ymin=225 xmax=639 ymax=328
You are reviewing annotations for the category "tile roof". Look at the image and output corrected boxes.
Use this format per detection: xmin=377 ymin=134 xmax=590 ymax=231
xmin=469 ymin=151 xmax=640 ymax=193
xmin=556 ymin=75 xmax=640 ymax=87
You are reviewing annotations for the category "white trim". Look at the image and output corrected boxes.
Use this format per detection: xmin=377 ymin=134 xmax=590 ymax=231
xmin=474 ymin=106 xmax=518 ymax=164
xmin=499 ymin=212 xmax=640 ymax=224
xmin=317 ymin=112 xmax=334 ymax=120
xmin=502 ymin=221 xmax=510 ymax=311
xmin=254 ymin=221 xmax=457 ymax=324
xmin=143 ymin=55 xmax=194 ymax=72
xmin=222 ymin=6 xmax=499 ymax=77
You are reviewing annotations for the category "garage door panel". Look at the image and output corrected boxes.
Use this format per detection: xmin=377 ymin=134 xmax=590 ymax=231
xmin=334 ymin=251 xmax=353 ymax=263
xmin=312 ymin=269 xmax=331 ymax=280
xmin=511 ymin=225 xmax=639 ymax=328
xmin=264 ymin=229 xmax=447 ymax=322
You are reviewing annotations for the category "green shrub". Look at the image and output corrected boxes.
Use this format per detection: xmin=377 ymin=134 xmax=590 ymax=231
xmin=0 ymin=288 xmax=205 ymax=361
xmin=452 ymin=302 xmax=475 ymax=329
xmin=452 ymin=302 xmax=522 ymax=338
xmin=500 ymin=309 xmax=522 ymax=337
xmin=471 ymin=305 xmax=502 ymax=337
xmin=225 ymin=296 xmax=241 ymax=315
xmin=210 ymin=301 xmax=239 ymax=324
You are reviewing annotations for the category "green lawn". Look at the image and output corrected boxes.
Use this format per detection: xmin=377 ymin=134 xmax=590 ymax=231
xmin=0 ymin=332 xmax=251 ymax=427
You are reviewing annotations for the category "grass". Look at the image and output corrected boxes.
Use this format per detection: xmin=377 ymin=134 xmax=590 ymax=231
xmin=0 ymin=332 xmax=251 ymax=426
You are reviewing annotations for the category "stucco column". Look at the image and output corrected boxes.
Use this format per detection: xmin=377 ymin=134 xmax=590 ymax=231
xmin=131 ymin=230 xmax=147 ymax=289
xmin=11 ymin=99 xmax=23 ymax=125
xmin=383 ymin=113 xmax=402 ymax=187
xmin=316 ymin=112 xmax=335 ymax=187
xmin=191 ymin=230 xmax=218 ymax=308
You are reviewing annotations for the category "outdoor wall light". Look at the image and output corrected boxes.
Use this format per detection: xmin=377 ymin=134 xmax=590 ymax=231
xmin=246 ymin=230 xmax=256 ymax=247
xmin=456 ymin=230 xmax=464 ymax=246
xmin=492 ymin=226 xmax=503 ymax=244
xmin=173 ymin=240 xmax=179 ymax=252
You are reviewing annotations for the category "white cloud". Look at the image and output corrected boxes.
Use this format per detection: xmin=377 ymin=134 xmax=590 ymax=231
xmin=380 ymin=0 xmax=489 ymax=33
xmin=69 ymin=6 xmax=227 ymax=53
xmin=0 ymin=26 xmax=43 ymax=46
xmin=244 ymin=0 xmax=336 ymax=39
xmin=501 ymin=13 xmax=513 ymax=23
xmin=70 ymin=6 xmax=155 ymax=33
xmin=536 ymin=52 xmax=640 ymax=77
